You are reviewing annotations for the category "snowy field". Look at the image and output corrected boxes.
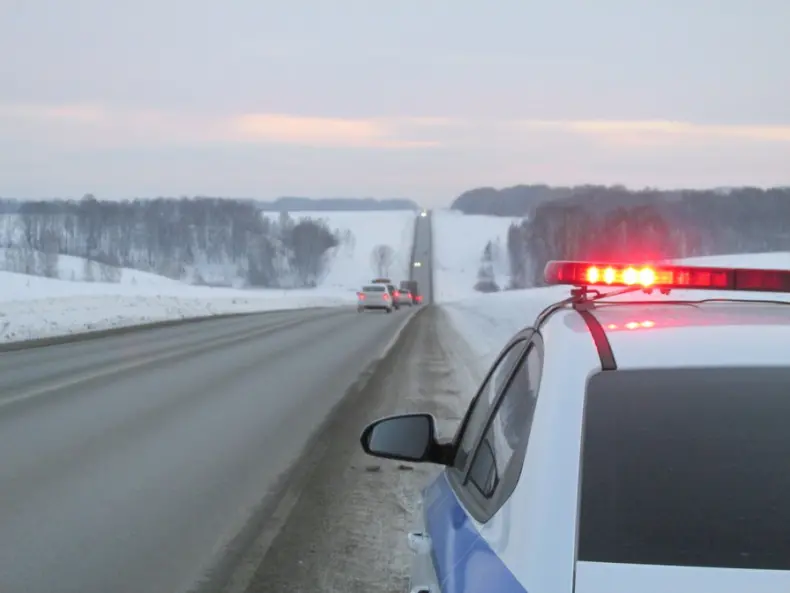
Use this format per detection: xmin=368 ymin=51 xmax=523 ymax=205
xmin=431 ymin=209 xmax=521 ymax=303
xmin=262 ymin=210 xmax=416 ymax=288
xmin=441 ymin=251 xmax=790 ymax=384
xmin=0 ymin=270 xmax=358 ymax=344
xmin=0 ymin=211 xmax=417 ymax=344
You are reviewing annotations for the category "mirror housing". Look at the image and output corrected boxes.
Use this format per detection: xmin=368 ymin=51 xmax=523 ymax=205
xmin=360 ymin=413 xmax=452 ymax=466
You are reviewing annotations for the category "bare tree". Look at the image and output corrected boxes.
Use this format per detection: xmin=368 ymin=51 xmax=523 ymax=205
xmin=40 ymin=229 xmax=60 ymax=278
xmin=99 ymin=262 xmax=121 ymax=283
xmin=83 ymin=257 xmax=95 ymax=282
xmin=370 ymin=244 xmax=395 ymax=277
xmin=474 ymin=241 xmax=500 ymax=293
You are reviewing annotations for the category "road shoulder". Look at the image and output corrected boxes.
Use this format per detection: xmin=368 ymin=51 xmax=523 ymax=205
xmin=236 ymin=306 xmax=469 ymax=593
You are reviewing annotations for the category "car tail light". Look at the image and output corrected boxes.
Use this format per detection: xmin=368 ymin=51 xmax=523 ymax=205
xmin=383 ymin=293 xmax=389 ymax=300
xmin=357 ymin=292 xmax=365 ymax=300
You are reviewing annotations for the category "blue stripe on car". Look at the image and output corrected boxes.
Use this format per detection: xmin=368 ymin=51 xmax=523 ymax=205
xmin=424 ymin=472 xmax=528 ymax=593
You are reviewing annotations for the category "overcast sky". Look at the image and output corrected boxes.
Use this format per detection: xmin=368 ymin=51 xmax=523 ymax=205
xmin=1 ymin=0 xmax=788 ymax=205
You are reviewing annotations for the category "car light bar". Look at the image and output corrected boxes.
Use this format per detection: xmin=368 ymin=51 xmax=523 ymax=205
xmin=544 ymin=260 xmax=790 ymax=293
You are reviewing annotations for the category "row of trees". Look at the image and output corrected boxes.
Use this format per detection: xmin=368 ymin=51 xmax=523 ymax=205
xmin=502 ymin=186 xmax=790 ymax=288
xmin=0 ymin=195 xmax=345 ymax=288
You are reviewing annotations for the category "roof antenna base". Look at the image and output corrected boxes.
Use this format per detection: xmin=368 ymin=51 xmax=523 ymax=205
xmin=570 ymin=286 xmax=601 ymax=311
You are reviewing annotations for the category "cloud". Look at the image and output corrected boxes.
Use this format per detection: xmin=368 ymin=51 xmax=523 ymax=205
xmin=518 ymin=119 xmax=790 ymax=144
xmin=4 ymin=103 xmax=789 ymax=153
xmin=0 ymin=102 xmax=442 ymax=149
xmin=227 ymin=113 xmax=440 ymax=148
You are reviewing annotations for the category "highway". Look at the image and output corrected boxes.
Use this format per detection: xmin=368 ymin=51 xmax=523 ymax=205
xmin=410 ymin=210 xmax=433 ymax=303
xmin=0 ymin=212 xmax=435 ymax=593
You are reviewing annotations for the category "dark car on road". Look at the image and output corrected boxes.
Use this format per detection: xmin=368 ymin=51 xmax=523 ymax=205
xmin=400 ymin=280 xmax=422 ymax=305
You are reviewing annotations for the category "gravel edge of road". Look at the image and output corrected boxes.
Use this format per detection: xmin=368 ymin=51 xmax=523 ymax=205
xmin=188 ymin=307 xmax=424 ymax=593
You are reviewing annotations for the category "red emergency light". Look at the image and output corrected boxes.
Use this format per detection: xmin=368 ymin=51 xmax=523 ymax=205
xmin=544 ymin=260 xmax=790 ymax=293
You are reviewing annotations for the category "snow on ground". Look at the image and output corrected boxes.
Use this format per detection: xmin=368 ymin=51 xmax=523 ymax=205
xmin=431 ymin=209 xmax=522 ymax=303
xmin=0 ymin=248 xmax=186 ymax=286
xmin=262 ymin=210 xmax=416 ymax=289
xmin=0 ymin=262 xmax=360 ymax=344
xmin=441 ymin=251 xmax=790 ymax=380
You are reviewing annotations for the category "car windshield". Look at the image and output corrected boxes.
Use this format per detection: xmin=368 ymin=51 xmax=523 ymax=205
xmin=363 ymin=285 xmax=385 ymax=292
xmin=579 ymin=367 xmax=790 ymax=571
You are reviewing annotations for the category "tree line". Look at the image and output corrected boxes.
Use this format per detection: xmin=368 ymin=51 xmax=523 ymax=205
xmin=0 ymin=195 xmax=345 ymax=288
xmin=497 ymin=185 xmax=790 ymax=288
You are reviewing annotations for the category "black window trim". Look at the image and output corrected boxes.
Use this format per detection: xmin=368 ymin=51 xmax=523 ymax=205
xmin=448 ymin=329 xmax=533 ymax=452
xmin=448 ymin=329 xmax=545 ymax=524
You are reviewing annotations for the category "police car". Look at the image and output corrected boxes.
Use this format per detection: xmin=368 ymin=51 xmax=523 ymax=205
xmin=360 ymin=260 xmax=790 ymax=593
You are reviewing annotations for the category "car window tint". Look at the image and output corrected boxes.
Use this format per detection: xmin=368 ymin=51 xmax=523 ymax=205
xmin=580 ymin=367 xmax=790 ymax=570
xmin=468 ymin=346 xmax=542 ymax=498
xmin=454 ymin=340 xmax=527 ymax=472
xmin=363 ymin=286 xmax=384 ymax=292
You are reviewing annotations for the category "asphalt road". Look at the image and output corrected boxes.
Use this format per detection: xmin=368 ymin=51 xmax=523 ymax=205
xmin=410 ymin=211 xmax=433 ymax=304
xmin=240 ymin=208 xmax=441 ymax=592
xmin=0 ymin=306 xmax=416 ymax=593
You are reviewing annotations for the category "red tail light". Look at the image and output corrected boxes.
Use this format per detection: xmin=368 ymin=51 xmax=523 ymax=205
xmin=357 ymin=292 xmax=365 ymax=300
xmin=383 ymin=293 xmax=389 ymax=300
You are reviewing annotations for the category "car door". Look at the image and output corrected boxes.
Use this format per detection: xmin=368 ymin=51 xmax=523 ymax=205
xmin=420 ymin=329 xmax=541 ymax=592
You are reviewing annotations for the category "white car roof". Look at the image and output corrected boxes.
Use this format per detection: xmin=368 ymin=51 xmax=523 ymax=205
xmin=544 ymin=301 xmax=790 ymax=370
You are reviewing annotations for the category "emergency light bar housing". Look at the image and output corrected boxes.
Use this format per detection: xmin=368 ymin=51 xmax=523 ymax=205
xmin=544 ymin=260 xmax=790 ymax=293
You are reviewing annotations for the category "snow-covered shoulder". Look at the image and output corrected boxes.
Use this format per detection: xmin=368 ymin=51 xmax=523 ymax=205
xmin=0 ymin=270 xmax=356 ymax=344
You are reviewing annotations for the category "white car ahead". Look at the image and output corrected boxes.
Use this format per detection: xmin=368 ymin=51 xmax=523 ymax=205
xmin=396 ymin=289 xmax=414 ymax=307
xmin=357 ymin=284 xmax=394 ymax=313
xmin=361 ymin=259 xmax=790 ymax=593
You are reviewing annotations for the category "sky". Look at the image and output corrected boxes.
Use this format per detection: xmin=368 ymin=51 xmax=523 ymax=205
xmin=1 ymin=0 xmax=789 ymax=206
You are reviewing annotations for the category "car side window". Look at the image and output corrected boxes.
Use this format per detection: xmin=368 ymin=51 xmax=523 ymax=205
xmin=467 ymin=344 xmax=543 ymax=500
xmin=453 ymin=339 xmax=529 ymax=474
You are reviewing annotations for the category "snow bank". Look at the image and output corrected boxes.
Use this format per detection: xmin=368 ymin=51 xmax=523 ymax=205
xmin=442 ymin=251 xmax=790 ymax=379
xmin=0 ymin=270 xmax=357 ymax=344
xmin=431 ymin=209 xmax=521 ymax=303
xmin=262 ymin=210 xmax=416 ymax=289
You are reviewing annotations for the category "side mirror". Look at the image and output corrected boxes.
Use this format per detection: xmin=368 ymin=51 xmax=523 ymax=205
xmin=360 ymin=413 xmax=447 ymax=464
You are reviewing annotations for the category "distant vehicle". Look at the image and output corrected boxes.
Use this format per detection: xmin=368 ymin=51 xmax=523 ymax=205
xmin=357 ymin=284 xmax=393 ymax=313
xmin=420 ymin=210 xmax=428 ymax=217
xmin=371 ymin=278 xmax=400 ymax=309
xmin=400 ymin=280 xmax=422 ymax=305
xmin=396 ymin=289 xmax=414 ymax=307
xmin=413 ymin=261 xmax=422 ymax=268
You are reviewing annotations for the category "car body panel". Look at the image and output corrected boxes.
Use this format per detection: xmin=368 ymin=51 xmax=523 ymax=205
xmin=395 ymin=293 xmax=790 ymax=593
xmin=422 ymin=473 xmax=525 ymax=593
